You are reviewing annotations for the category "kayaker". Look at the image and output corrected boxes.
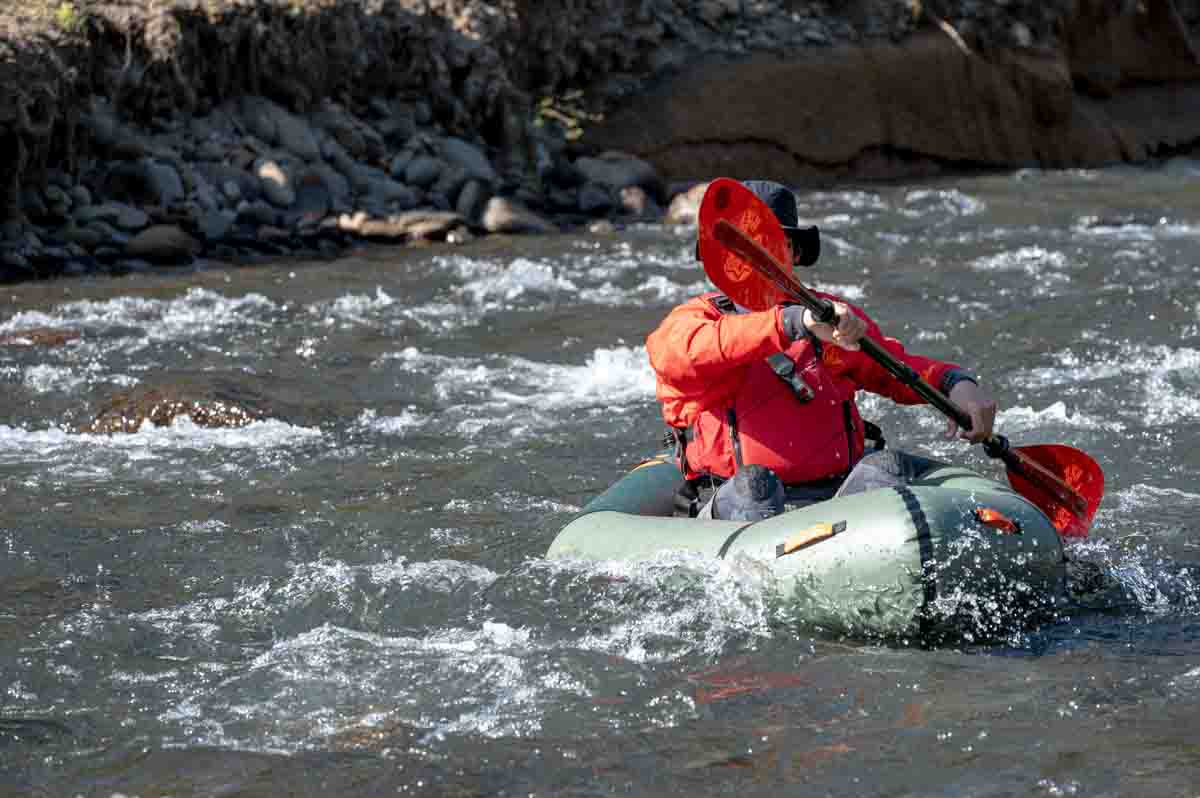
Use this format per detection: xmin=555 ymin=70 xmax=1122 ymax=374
xmin=646 ymin=179 xmax=999 ymax=521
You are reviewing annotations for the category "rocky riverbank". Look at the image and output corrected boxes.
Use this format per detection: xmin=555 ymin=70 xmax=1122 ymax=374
xmin=2 ymin=0 xmax=1200 ymax=286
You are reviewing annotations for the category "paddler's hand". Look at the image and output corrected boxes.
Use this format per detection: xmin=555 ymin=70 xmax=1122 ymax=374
xmin=781 ymin=304 xmax=865 ymax=350
xmin=803 ymin=303 xmax=866 ymax=351
xmin=947 ymin=380 xmax=998 ymax=444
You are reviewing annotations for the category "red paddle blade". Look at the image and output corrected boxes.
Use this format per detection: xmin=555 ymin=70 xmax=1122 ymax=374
xmin=1007 ymin=444 xmax=1104 ymax=538
xmin=698 ymin=178 xmax=791 ymax=310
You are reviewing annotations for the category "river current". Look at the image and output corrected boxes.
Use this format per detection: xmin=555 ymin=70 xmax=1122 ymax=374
xmin=3 ymin=163 xmax=1200 ymax=796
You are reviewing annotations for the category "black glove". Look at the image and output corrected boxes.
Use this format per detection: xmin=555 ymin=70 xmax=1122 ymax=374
xmin=941 ymin=368 xmax=978 ymax=394
xmin=781 ymin=305 xmax=809 ymax=342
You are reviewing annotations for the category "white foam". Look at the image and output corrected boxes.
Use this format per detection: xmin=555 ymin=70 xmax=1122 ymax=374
xmin=221 ymin=617 xmax=561 ymax=742
xmin=821 ymin=234 xmax=865 ymax=256
xmin=1018 ymin=343 xmax=1200 ymax=386
xmin=970 ymin=246 xmax=1069 ymax=274
xmin=900 ymin=188 xmax=986 ymax=218
xmin=1140 ymin=347 xmax=1200 ymax=425
xmin=442 ymin=491 xmax=579 ymax=515
xmin=1 ymin=288 xmax=279 ymax=341
xmin=458 ymin=258 xmax=579 ymax=305
xmin=1111 ymin=483 xmax=1200 ymax=514
xmin=812 ymin=281 xmax=866 ymax=301
xmin=574 ymin=239 xmax=696 ymax=277
xmin=0 ymin=416 xmax=323 ymax=464
xmin=491 ymin=346 xmax=656 ymax=410
xmin=800 ymin=190 xmax=889 ymax=213
xmin=377 ymin=345 xmax=655 ymax=416
xmin=21 ymin=363 xmax=139 ymax=394
xmin=566 ymin=552 xmax=775 ymax=663
xmin=578 ymin=275 xmax=710 ymax=305
xmin=1073 ymin=215 xmax=1200 ymax=241
xmin=135 ymin=557 xmax=497 ymax=633
xmin=355 ymin=408 xmax=425 ymax=436
xmin=306 ymin=287 xmax=397 ymax=325
xmin=1018 ymin=344 xmax=1200 ymax=426
xmin=996 ymin=401 xmax=1125 ymax=433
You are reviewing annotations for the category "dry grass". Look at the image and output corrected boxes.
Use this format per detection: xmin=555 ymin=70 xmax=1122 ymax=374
xmin=0 ymin=0 xmax=304 ymax=41
xmin=0 ymin=0 xmax=90 ymax=42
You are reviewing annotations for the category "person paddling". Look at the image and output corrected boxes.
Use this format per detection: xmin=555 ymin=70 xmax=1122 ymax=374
xmin=646 ymin=179 xmax=999 ymax=521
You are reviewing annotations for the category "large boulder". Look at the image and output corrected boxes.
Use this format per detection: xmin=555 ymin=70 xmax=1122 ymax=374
xmin=573 ymin=152 xmax=665 ymax=202
xmin=338 ymin=210 xmax=467 ymax=241
xmin=124 ymin=225 xmax=200 ymax=263
xmin=481 ymin=197 xmax=558 ymax=235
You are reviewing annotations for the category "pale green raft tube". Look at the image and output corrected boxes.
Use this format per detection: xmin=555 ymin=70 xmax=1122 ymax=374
xmin=547 ymin=455 xmax=1067 ymax=639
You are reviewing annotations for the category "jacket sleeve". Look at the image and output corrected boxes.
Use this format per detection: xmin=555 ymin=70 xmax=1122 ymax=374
xmin=822 ymin=302 xmax=962 ymax=405
xmin=646 ymin=298 xmax=791 ymax=384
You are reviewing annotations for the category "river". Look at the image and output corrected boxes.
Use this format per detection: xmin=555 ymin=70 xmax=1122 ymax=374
xmin=3 ymin=162 xmax=1200 ymax=796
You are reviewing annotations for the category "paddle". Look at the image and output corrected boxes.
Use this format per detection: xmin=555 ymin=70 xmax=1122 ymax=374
xmin=696 ymin=178 xmax=1104 ymax=537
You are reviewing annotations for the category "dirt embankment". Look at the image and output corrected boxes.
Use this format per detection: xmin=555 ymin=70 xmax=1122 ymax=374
xmin=2 ymin=0 xmax=1200 ymax=284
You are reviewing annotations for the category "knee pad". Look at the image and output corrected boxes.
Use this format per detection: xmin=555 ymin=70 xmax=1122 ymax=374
xmin=714 ymin=464 xmax=785 ymax=521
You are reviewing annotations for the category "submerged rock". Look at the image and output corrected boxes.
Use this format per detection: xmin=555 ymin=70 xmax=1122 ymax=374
xmin=86 ymin=387 xmax=266 ymax=434
xmin=0 ymin=327 xmax=81 ymax=347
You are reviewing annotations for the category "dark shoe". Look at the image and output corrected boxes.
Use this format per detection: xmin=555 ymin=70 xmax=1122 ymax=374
xmin=714 ymin=465 xmax=785 ymax=521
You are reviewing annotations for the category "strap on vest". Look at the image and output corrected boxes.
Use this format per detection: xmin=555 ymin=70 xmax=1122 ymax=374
xmin=765 ymin=352 xmax=814 ymax=403
xmin=864 ymin=420 xmax=886 ymax=451
xmin=666 ymin=426 xmax=692 ymax=477
xmin=709 ymin=294 xmax=738 ymax=314
xmin=727 ymin=407 xmax=744 ymax=468
xmin=710 ymin=294 xmax=884 ymax=449
xmin=710 ymin=293 xmax=817 ymax=403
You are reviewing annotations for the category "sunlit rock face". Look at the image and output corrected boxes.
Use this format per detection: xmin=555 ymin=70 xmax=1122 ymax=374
xmin=582 ymin=1 xmax=1200 ymax=183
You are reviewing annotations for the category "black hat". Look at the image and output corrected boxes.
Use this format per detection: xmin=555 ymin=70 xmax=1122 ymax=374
xmin=742 ymin=180 xmax=821 ymax=267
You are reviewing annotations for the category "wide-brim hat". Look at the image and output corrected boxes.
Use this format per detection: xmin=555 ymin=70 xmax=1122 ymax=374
xmin=741 ymin=180 xmax=821 ymax=267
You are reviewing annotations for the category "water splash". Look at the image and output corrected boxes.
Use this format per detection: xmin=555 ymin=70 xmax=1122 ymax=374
xmin=1 ymin=288 xmax=280 ymax=342
xmin=900 ymin=188 xmax=987 ymax=218
xmin=456 ymin=257 xmax=579 ymax=306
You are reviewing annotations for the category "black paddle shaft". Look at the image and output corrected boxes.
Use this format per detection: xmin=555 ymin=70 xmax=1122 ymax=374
xmin=809 ymin=300 xmax=978 ymax=432
xmin=714 ymin=219 xmax=990 ymax=441
xmin=712 ymin=218 xmax=1088 ymax=517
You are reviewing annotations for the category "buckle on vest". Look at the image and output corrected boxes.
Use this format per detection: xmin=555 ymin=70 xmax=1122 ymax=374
xmin=766 ymin=352 xmax=814 ymax=403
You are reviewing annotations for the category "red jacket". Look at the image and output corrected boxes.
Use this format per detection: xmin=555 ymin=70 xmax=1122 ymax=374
xmin=646 ymin=292 xmax=961 ymax=484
